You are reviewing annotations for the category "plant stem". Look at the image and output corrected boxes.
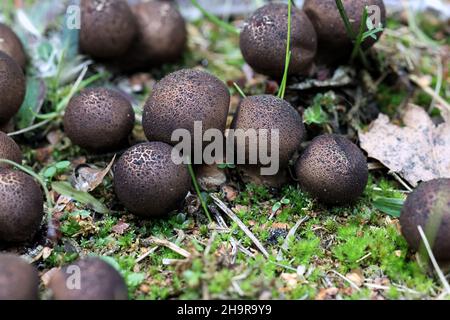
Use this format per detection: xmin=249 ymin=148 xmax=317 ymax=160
xmin=190 ymin=0 xmax=240 ymax=35
xmin=187 ymin=161 xmax=212 ymax=223
xmin=351 ymin=8 xmax=368 ymax=62
xmin=277 ymin=0 xmax=292 ymax=99
xmin=233 ymin=82 xmax=247 ymax=98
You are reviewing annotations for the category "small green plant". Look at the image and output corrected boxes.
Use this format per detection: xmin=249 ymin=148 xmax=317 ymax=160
xmin=272 ymin=197 xmax=291 ymax=213
xmin=217 ymin=163 xmax=236 ymax=170
xmin=277 ymin=0 xmax=293 ymax=100
xmin=42 ymin=160 xmax=71 ymax=180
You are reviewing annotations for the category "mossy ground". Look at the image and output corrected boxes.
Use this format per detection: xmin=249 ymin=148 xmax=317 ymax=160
xmin=1 ymin=1 xmax=449 ymax=300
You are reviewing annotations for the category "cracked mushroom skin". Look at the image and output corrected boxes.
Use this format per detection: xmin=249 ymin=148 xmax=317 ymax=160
xmin=80 ymin=0 xmax=137 ymax=59
xmin=63 ymin=88 xmax=135 ymax=152
xmin=232 ymin=95 xmax=305 ymax=169
xmin=0 ymin=23 xmax=27 ymax=69
xmin=0 ymin=254 xmax=39 ymax=300
xmin=240 ymin=3 xmax=317 ymax=78
xmin=303 ymin=0 xmax=386 ymax=63
xmin=114 ymin=142 xmax=191 ymax=218
xmin=295 ymin=134 xmax=368 ymax=205
xmin=0 ymin=51 xmax=26 ymax=124
xmin=49 ymin=257 xmax=128 ymax=300
xmin=400 ymin=179 xmax=450 ymax=262
xmin=142 ymin=69 xmax=230 ymax=152
xmin=0 ymin=131 xmax=22 ymax=168
xmin=0 ymin=169 xmax=44 ymax=242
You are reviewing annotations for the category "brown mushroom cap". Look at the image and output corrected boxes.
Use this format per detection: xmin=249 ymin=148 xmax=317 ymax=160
xmin=114 ymin=142 xmax=191 ymax=218
xmin=400 ymin=178 xmax=450 ymax=262
xmin=0 ymin=169 xmax=44 ymax=242
xmin=121 ymin=1 xmax=186 ymax=69
xmin=0 ymin=131 xmax=22 ymax=168
xmin=295 ymin=134 xmax=368 ymax=205
xmin=80 ymin=0 xmax=137 ymax=59
xmin=143 ymin=69 xmax=230 ymax=151
xmin=0 ymin=254 xmax=39 ymax=300
xmin=63 ymin=88 xmax=135 ymax=152
xmin=0 ymin=23 xmax=27 ymax=69
xmin=49 ymin=257 xmax=128 ymax=300
xmin=0 ymin=51 xmax=26 ymax=123
xmin=239 ymin=3 xmax=317 ymax=78
xmin=232 ymin=95 xmax=305 ymax=169
xmin=303 ymin=0 xmax=386 ymax=63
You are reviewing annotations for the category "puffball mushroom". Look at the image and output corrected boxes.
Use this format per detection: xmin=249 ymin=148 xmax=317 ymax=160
xmin=0 ymin=254 xmax=39 ymax=300
xmin=232 ymin=95 xmax=306 ymax=169
xmin=63 ymin=88 xmax=135 ymax=152
xmin=0 ymin=23 xmax=27 ymax=69
xmin=0 ymin=51 xmax=26 ymax=124
xmin=0 ymin=131 xmax=22 ymax=168
xmin=400 ymin=178 xmax=450 ymax=262
xmin=143 ymin=69 xmax=230 ymax=151
xmin=80 ymin=0 xmax=137 ymax=59
xmin=114 ymin=142 xmax=191 ymax=218
xmin=0 ymin=169 xmax=44 ymax=242
xmin=303 ymin=0 xmax=386 ymax=63
xmin=120 ymin=1 xmax=187 ymax=69
xmin=240 ymin=3 xmax=317 ymax=78
xmin=295 ymin=134 xmax=368 ymax=205
xmin=49 ymin=257 xmax=128 ymax=300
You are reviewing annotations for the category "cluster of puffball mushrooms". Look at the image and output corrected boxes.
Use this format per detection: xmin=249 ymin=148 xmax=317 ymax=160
xmin=0 ymin=0 xmax=449 ymax=300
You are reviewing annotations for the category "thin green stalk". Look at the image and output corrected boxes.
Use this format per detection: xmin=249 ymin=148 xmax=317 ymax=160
xmin=0 ymin=159 xmax=53 ymax=216
xmin=187 ymin=161 xmax=212 ymax=223
xmin=351 ymin=8 xmax=368 ymax=62
xmin=190 ymin=0 xmax=240 ymax=35
xmin=233 ymin=82 xmax=247 ymax=98
xmin=277 ymin=0 xmax=292 ymax=99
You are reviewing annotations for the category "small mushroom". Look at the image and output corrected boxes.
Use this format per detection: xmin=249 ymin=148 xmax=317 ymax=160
xmin=119 ymin=1 xmax=187 ymax=70
xmin=49 ymin=257 xmax=128 ymax=300
xmin=0 ymin=254 xmax=39 ymax=300
xmin=0 ymin=51 xmax=26 ymax=124
xmin=0 ymin=169 xmax=44 ymax=242
xmin=240 ymin=3 xmax=317 ymax=77
xmin=295 ymin=134 xmax=368 ymax=205
xmin=63 ymin=88 xmax=135 ymax=152
xmin=142 ymin=69 xmax=230 ymax=152
xmin=232 ymin=95 xmax=305 ymax=170
xmin=400 ymin=178 xmax=450 ymax=262
xmin=0 ymin=23 xmax=27 ymax=69
xmin=114 ymin=142 xmax=191 ymax=218
xmin=80 ymin=0 xmax=137 ymax=59
xmin=0 ymin=131 xmax=22 ymax=168
xmin=303 ymin=0 xmax=386 ymax=64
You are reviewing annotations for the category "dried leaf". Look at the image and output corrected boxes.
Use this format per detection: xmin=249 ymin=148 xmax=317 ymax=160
xmin=112 ymin=221 xmax=130 ymax=235
xmin=73 ymin=156 xmax=115 ymax=192
xmin=359 ymin=104 xmax=450 ymax=187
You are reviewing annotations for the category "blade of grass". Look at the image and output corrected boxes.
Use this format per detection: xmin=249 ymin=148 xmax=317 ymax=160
xmin=233 ymin=82 xmax=246 ymax=98
xmin=190 ymin=0 xmax=240 ymax=35
xmin=351 ymin=7 xmax=368 ymax=62
xmin=277 ymin=0 xmax=292 ymax=99
xmin=187 ymin=160 xmax=212 ymax=223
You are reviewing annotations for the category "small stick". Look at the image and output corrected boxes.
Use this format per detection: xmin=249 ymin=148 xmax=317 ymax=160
xmin=276 ymin=216 xmax=309 ymax=261
xmin=149 ymin=236 xmax=192 ymax=259
xmin=211 ymin=194 xmax=270 ymax=258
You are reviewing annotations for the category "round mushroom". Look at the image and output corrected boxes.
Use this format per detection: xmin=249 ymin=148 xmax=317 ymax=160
xmin=240 ymin=3 xmax=317 ymax=78
xmin=295 ymin=134 xmax=368 ymax=205
xmin=232 ymin=95 xmax=305 ymax=170
xmin=63 ymin=88 xmax=135 ymax=152
xmin=0 ymin=131 xmax=22 ymax=168
xmin=114 ymin=142 xmax=191 ymax=218
xmin=129 ymin=1 xmax=186 ymax=67
xmin=0 ymin=51 xmax=26 ymax=124
xmin=0 ymin=23 xmax=27 ymax=69
xmin=143 ymin=69 xmax=230 ymax=153
xmin=80 ymin=0 xmax=137 ymax=59
xmin=49 ymin=257 xmax=128 ymax=300
xmin=0 ymin=254 xmax=39 ymax=300
xmin=303 ymin=0 xmax=386 ymax=63
xmin=400 ymin=178 xmax=450 ymax=262
xmin=0 ymin=169 xmax=44 ymax=242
